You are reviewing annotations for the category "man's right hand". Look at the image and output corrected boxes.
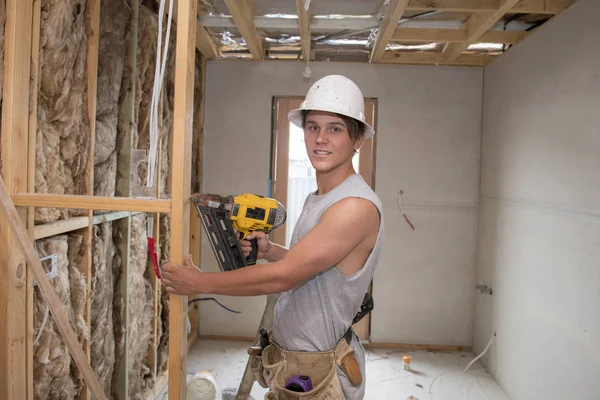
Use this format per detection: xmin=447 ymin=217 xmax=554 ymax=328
xmin=240 ymin=231 xmax=271 ymax=260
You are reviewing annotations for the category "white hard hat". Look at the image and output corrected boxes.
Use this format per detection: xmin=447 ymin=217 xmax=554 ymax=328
xmin=288 ymin=75 xmax=375 ymax=139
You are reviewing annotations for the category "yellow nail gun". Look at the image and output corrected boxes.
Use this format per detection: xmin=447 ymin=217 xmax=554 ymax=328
xmin=191 ymin=193 xmax=286 ymax=271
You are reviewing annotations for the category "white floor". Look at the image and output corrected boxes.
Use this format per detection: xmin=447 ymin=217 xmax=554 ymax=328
xmin=158 ymin=339 xmax=512 ymax=400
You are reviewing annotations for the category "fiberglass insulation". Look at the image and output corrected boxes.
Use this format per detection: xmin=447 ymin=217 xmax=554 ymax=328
xmin=90 ymin=221 xmax=121 ymax=396
xmin=94 ymin=0 xmax=131 ymax=198
xmin=35 ymin=0 xmax=92 ymax=223
xmin=33 ymin=235 xmax=88 ymax=399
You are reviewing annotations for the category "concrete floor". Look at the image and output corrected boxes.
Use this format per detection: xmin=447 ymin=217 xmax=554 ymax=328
xmin=157 ymin=339 xmax=512 ymax=400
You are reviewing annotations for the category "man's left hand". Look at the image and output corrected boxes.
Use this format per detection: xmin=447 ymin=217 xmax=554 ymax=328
xmin=161 ymin=255 xmax=203 ymax=295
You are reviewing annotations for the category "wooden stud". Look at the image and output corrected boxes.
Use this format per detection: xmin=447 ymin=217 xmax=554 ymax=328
xmin=32 ymin=212 xmax=140 ymax=240
xmin=187 ymin=54 xmax=206 ymax=350
xmin=0 ymin=1 xmax=34 ymax=399
xmin=0 ymin=176 xmax=108 ymax=400
xmin=223 ymin=0 xmax=264 ymax=60
xmin=26 ymin=1 xmax=42 ymax=398
xmin=114 ymin=0 xmax=139 ymax=397
xmin=79 ymin=1 xmax=101 ymax=398
xmin=12 ymin=193 xmax=171 ymax=213
xmin=168 ymin=0 xmax=197 ymax=397
xmin=370 ymin=0 xmax=409 ymax=63
xmin=296 ymin=0 xmax=311 ymax=61
xmin=196 ymin=22 xmax=220 ymax=59
xmin=443 ymin=0 xmax=521 ymax=62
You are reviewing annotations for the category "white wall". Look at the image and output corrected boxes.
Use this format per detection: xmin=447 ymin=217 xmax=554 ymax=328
xmin=200 ymin=60 xmax=483 ymax=345
xmin=475 ymin=0 xmax=600 ymax=398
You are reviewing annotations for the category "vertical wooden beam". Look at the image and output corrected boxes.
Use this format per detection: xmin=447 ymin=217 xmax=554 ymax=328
xmin=295 ymin=0 xmax=311 ymax=61
xmin=78 ymin=1 xmax=101 ymax=399
xmin=0 ymin=1 xmax=34 ymax=399
xmin=26 ymin=1 xmax=42 ymax=398
xmin=187 ymin=54 xmax=206 ymax=350
xmin=169 ymin=0 xmax=196 ymax=397
xmin=114 ymin=0 xmax=139 ymax=398
xmin=369 ymin=0 xmax=409 ymax=63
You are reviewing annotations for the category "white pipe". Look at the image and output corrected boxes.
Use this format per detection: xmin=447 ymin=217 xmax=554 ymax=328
xmin=464 ymin=332 xmax=496 ymax=372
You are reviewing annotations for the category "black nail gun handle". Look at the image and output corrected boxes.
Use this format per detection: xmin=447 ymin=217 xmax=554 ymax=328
xmin=247 ymin=237 xmax=258 ymax=265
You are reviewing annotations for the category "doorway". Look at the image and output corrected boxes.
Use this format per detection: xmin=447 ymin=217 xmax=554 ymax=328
xmin=269 ymin=96 xmax=378 ymax=341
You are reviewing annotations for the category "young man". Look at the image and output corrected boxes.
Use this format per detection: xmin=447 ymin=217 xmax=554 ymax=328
xmin=161 ymin=75 xmax=384 ymax=399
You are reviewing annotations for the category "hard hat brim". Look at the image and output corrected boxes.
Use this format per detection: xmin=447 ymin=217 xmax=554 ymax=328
xmin=288 ymin=108 xmax=375 ymax=139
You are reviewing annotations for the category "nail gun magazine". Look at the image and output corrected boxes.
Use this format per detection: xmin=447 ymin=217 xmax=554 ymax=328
xmin=191 ymin=193 xmax=286 ymax=271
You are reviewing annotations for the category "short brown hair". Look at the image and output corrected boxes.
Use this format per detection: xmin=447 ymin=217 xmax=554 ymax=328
xmin=301 ymin=110 xmax=365 ymax=142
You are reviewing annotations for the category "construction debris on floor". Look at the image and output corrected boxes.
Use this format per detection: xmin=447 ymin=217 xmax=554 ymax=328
xmin=159 ymin=339 xmax=512 ymax=400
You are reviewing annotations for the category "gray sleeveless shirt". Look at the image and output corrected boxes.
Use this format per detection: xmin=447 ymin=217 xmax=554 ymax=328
xmin=271 ymin=173 xmax=384 ymax=399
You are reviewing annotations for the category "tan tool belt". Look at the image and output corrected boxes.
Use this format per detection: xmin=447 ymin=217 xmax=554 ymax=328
xmin=249 ymin=332 xmax=361 ymax=400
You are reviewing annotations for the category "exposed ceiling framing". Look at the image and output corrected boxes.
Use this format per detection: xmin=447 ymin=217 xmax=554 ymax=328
xmin=191 ymin=0 xmax=579 ymax=66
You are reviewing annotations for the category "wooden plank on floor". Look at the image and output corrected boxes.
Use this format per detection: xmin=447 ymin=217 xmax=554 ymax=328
xmin=0 ymin=1 xmax=34 ymax=399
xmin=168 ymin=0 xmax=197 ymax=397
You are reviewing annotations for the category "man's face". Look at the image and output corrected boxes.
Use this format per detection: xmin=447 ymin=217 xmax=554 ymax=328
xmin=303 ymin=111 xmax=363 ymax=174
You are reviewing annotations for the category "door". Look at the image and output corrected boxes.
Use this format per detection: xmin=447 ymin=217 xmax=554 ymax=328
xmin=270 ymin=96 xmax=378 ymax=341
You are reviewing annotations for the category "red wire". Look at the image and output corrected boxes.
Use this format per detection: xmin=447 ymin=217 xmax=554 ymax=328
xmin=403 ymin=213 xmax=415 ymax=231
xmin=148 ymin=237 xmax=161 ymax=279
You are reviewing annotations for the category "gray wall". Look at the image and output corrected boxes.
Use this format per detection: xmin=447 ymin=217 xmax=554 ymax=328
xmin=199 ymin=60 xmax=483 ymax=345
xmin=475 ymin=0 xmax=600 ymax=398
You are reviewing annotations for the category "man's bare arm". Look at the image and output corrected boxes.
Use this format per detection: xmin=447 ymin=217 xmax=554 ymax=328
xmin=193 ymin=197 xmax=379 ymax=296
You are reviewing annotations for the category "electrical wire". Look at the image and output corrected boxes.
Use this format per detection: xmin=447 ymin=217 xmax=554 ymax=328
xmin=34 ymin=305 xmax=50 ymax=346
xmin=188 ymin=297 xmax=242 ymax=314
xmin=464 ymin=333 xmax=496 ymax=372
xmin=398 ymin=190 xmax=416 ymax=231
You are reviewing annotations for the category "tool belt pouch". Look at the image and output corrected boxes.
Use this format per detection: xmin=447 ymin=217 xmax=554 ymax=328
xmin=249 ymin=351 xmax=269 ymax=389
xmin=261 ymin=344 xmax=345 ymax=400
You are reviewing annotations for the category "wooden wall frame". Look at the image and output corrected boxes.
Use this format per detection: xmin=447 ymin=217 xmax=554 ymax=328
xmin=0 ymin=0 xmax=203 ymax=398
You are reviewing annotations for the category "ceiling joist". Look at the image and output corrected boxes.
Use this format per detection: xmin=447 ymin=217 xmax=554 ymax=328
xmin=405 ymin=0 xmax=574 ymax=14
xmin=223 ymin=0 xmax=264 ymax=60
xmin=370 ymin=0 xmax=410 ymax=63
xmin=381 ymin=51 xmax=496 ymax=66
xmin=391 ymin=27 xmax=530 ymax=44
xmin=296 ymin=0 xmax=311 ymax=61
xmin=443 ymin=0 xmax=521 ymax=62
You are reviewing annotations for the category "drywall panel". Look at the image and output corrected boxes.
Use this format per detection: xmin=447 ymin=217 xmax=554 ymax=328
xmin=475 ymin=198 xmax=600 ymax=399
xmin=201 ymin=60 xmax=483 ymax=343
xmin=372 ymin=207 xmax=479 ymax=345
xmin=475 ymin=0 xmax=600 ymax=399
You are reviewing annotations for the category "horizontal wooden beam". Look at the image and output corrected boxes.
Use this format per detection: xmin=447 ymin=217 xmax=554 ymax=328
xmin=12 ymin=194 xmax=171 ymax=213
xmin=34 ymin=216 xmax=89 ymax=240
xmin=391 ymin=27 xmax=529 ymax=44
xmin=405 ymin=0 xmax=574 ymax=14
xmin=32 ymin=211 xmax=140 ymax=240
xmin=364 ymin=341 xmax=470 ymax=352
xmin=381 ymin=51 xmax=496 ymax=66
